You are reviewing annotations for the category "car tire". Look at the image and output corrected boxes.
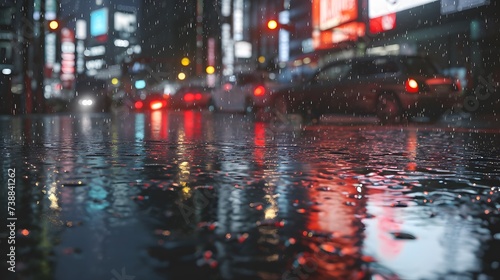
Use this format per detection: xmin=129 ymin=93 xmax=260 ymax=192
xmin=376 ymin=93 xmax=403 ymax=124
xmin=267 ymin=95 xmax=304 ymax=130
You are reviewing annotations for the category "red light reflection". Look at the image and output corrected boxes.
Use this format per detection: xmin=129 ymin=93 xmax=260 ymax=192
xmin=183 ymin=111 xmax=202 ymax=140
xmin=150 ymin=110 xmax=168 ymax=140
xmin=253 ymin=122 xmax=266 ymax=167
xmin=406 ymin=129 xmax=418 ymax=171
xmin=304 ymin=174 xmax=367 ymax=279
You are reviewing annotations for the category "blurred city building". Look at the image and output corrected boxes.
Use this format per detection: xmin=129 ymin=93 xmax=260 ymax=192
xmin=1 ymin=0 xmax=498 ymax=115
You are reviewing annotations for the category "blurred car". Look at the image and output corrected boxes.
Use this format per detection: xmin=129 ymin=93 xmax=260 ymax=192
xmin=131 ymin=92 xmax=169 ymax=112
xmin=264 ymin=55 xmax=462 ymax=124
xmin=70 ymin=77 xmax=112 ymax=113
xmin=211 ymin=72 xmax=282 ymax=115
xmin=169 ymin=85 xmax=214 ymax=110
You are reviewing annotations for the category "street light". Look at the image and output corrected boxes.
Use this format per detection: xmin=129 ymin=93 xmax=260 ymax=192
xmin=205 ymin=66 xmax=215 ymax=74
xmin=266 ymin=19 xmax=294 ymax=32
xmin=178 ymin=72 xmax=186 ymax=80
xmin=181 ymin=57 xmax=190 ymax=66
xmin=47 ymin=20 xmax=60 ymax=32
xmin=267 ymin=20 xmax=278 ymax=30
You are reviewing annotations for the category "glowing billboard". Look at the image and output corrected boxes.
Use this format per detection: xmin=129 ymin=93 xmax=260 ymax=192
xmin=369 ymin=0 xmax=438 ymax=19
xmin=90 ymin=8 xmax=108 ymax=37
xmin=313 ymin=0 xmax=358 ymax=31
xmin=368 ymin=0 xmax=438 ymax=33
xmin=312 ymin=0 xmax=364 ymax=50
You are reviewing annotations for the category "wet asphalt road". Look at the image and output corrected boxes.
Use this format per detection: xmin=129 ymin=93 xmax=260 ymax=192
xmin=1 ymin=110 xmax=500 ymax=280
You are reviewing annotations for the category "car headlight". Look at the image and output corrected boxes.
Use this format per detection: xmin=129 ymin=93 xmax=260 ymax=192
xmin=78 ymin=98 xmax=94 ymax=106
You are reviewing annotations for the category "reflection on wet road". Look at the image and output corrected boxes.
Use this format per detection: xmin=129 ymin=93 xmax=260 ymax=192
xmin=1 ymin=111 xmax=499 ymax=280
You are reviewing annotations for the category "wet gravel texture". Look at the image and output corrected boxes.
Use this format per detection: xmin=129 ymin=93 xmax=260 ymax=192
xmin=1 ymin=111 xmax=499 ymax=280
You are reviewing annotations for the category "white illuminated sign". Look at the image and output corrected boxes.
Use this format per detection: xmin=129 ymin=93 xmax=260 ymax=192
xmin=45 ymin=0 xmax=56 ymax=20
xmin=114 ymin=39 xmax=130 ymax=47
xmin=114 ymin=12 xmax=137 ymax=33
xmin=234 ymin=41 xmax=252 ymax=58
xmin=76 ymin=20 xmax=87 ymax=40
xmin=279 ymin=10 xmax=290 ymax=63
xmin=369 ymin=0 xmax=438 ymax=18
xmin=45 ymin=33 xmax=56 ymax=67
xmin=221 ymin=23 xmax=233 ymax=76
xmin=76 ymin=41 xmax=85 ymax=74
xmin=86 ymin=58 xmax=106 ymax=70
xmin=84 ymin=45 xmax=106 ymax=57
xmin=233 ymin=0 xmax=243 ymax=41
xmin=221 ymin=0 xmax=231 ymax=17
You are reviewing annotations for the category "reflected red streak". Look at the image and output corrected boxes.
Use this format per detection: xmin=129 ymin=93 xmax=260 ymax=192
xmin=307 ymin=176 xmax=360 ymax=236
xmin=406 ymin=130 xmax=418 ymax=171
xmin=183 ymin=111 xmax=202 ymax=140
xmin=304 ymin=174 xmax=366 ymax=279
xmin=150 ymin=111 xmax=168 ymax=140
xmin=160 ymin=111 xmax=168 ymax=139
xmin=253 ymin=122 xmax=266 ymax=167
xmin=151 ymin=111 xmax=162 ymax=140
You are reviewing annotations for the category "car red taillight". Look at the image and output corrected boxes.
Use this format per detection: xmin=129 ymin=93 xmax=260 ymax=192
xmin=454 ymin=78 xmax=461 ymax=92
xmin=184 ymin=93 xmax=194 ymax=102
xmin=183 ymin=93 xmax=202 ymax=102
xmin=134 ymin=100 xmax=144 ymax=110
xmin=405 ymin=78 xmax=419 ymax=93
xmin=150 ymin=100 xmax=165 ymax=110
xmin=223 ymin=83 xmax=232 ymax=91
xmin=253 ymin=85 xmax=266 ymax=96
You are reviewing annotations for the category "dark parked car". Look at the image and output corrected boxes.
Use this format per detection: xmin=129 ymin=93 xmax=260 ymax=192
xmin=264 ymin=55 xmax=462 ymax=124
xmin=70 ymin=77 xmax=112 ymax=113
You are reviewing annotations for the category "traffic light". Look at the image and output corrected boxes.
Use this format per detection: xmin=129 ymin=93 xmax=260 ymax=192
xmin=47 ymin=20 xmax=60 ymax=32
xmin=206 ymin=66 xmax=215 ymax=74
xmin=266 ymin=20 xmax=294 ymax=32
xmin=267 ymin=20 xmax=278 ymax=30
xmin=181 ymin=57 xmax=190 ymax=66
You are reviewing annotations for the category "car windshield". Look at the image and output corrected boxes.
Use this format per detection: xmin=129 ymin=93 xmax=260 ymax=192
xmin=237 ymin=74 xmax=262 ymax=85
xmin=401 ymin=57 xmax=440 ymax=76
xmin=75 ymin=78 xmax=107 ymax=93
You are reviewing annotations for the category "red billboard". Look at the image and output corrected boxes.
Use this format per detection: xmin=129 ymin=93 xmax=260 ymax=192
xmin=312 ymin=0 xmax=364 ymax=50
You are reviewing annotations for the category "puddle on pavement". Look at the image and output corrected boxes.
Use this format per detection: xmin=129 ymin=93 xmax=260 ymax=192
xmin=0 ymin=112 xmax=499 ymax=280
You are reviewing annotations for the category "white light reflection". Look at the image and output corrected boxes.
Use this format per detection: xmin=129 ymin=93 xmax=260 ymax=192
xmin=48 ymin=182 xmax=59 ymax=210
xmin=135 ymin=113 xmax=144 ymax=141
